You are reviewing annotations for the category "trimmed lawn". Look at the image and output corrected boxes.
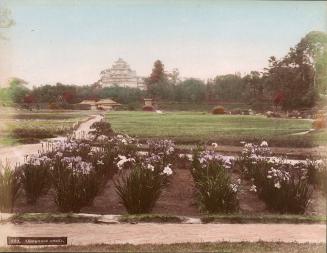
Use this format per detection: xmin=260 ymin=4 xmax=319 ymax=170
xmin=1 ymin=242 xmax=325 ymax=253
xmin=311 ymin=129 xmax=327 ymax=146
xmin=6 ymin=213 xmax=325 ymax=224
xmin=106 ymin=111 xmax=314 ymax=146
xmin=200 ymin=214 xmax=327 ymax=224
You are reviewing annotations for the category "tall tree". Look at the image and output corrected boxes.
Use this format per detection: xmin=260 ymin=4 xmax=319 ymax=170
xmin=211 ymin=74 xmax=247 ymax=102
xmin=301 ymin=31 xmax=327 ymax=94
xmin=145 ymin=60 xmax=167 ymax=97
xmin=264 ymin=31 xmax=327 ymax=109
xmin=243 ymin=71 xmax=263 ymax=100
xmin=175 ymin=78 xmax=206 ymax=103
xmin=7 ymin=78 xmax=29 ymax=103
xmin=148 ymin=60 xmax=166 ymax=84
xmin=167 ymin=68 xmax=180 ymax=85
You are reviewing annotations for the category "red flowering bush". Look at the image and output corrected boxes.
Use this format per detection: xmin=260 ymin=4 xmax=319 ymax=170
xmin=212 ymin=106 xmax=225 ymax=115
xmin=313 ymin=117 xmax=326 ymax=129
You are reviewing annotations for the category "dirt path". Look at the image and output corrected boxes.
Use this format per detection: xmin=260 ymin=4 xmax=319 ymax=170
xmin=291 ymin=129 xmax=316 ymax=136
xmin=0 ymin=114 xmax=103 ymax=165
xmin=73 ymin=114 xmax=104 ymax=139
xmin=0 ymin=223 xmax=325 ymax=245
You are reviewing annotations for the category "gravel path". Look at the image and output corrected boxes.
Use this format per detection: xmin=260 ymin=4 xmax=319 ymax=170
xmin=0 ymin=223 xmax=325 ymax=246
xmin=0 ymin=114 xmax=103 ymax=165
xmin=73 ymin=114 xmax=103 ymax=139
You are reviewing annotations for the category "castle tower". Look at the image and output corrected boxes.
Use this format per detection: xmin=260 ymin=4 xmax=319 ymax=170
xmin=99 ymin=58 xmax=144 ymax=89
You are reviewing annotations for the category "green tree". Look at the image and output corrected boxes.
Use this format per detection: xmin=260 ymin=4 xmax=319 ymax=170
xmin=31 ymin=83 xmax=78 ymax=104
xmin=149 ymin=60 xmax=166 ymax=84
xmin=211 ymin=74 xmax=247 ymax=102
xmin=167 ymin=68 xmax=180 ymax=85
xmin=243 ymin=71 xmax=263 ymax=101
xmin=175 ymin=78 xmax=206 ymax=103
xmin=7 ymin=78 xmax=29 ymax=104
xmin=302 ymin=31 xmax=327 ymax=94
xmin=100 ymin=85 xmax=145 ymax=104
xmin=145 ymin=60 xmax=167 ymax=98
xmin=0 ymin=86 xmax=11 ymax=105
xmin=264 ymin=31 xmax=327 ymax=109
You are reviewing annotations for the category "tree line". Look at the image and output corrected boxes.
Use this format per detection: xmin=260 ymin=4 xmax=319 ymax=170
xmin=144 ymin=31 xmax=327 ymax=109
xmin=1 ymin=31 xmax=326 ymax=110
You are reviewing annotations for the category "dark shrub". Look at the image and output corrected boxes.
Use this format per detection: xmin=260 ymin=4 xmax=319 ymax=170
xmin=212 ymin=106 xmax=225 ymax=115
xmin=0 ymin=162 xmax=21 ymax=212
xmin=142 ymin=105 xmax=155 ymax=112
xmin=48 ymin=102 xmax=59 ymax=110
xmin=127 ymin=103 xmax=136 ymax=111
xmin=12 ymin=128 xmax=55 ymax=140
xmin=89 ymin=120 xmax=114 ymax=139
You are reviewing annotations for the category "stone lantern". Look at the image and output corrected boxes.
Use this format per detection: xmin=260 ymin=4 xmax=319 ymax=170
xmin=144 ymin=98 xmax=153 ymax=107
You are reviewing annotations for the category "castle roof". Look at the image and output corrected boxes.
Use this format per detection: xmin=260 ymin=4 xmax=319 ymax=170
xmin=96 ymin=98 xmax=121 ymax=106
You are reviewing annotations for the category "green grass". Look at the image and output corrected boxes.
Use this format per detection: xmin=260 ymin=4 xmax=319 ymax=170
xmin=106 ymin=111 xmax=315 ymax=147
xmin=1 ymin=242 xmax=325 ymax=252
xmin=156 ymin=102 xmax=254 ymax=111
xmin=311 ymin=129 xmax=327 ymax=146
xmin=201 ymin=214 xmax=327 ymax=224
xmin=8 ymin=213 xmax=99 ymax=224
xmin=6 ymin=213 xmax=325 ymax=225
xmin=0 ymin=136 xmax=18 ymax=146
xmin=118 ymin=214 xmax=184 ymax=223
xmin=119 ymin=101 xmax=254 ymax=112
xmin=5 ymin=213 xmax=184 ymax=225
xmin=0 ymin=110 xmax=92 ymax=146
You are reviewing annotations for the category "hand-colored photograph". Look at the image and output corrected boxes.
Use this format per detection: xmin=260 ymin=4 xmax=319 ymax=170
xmin=0 ymin=1 xmax=326 ymax=252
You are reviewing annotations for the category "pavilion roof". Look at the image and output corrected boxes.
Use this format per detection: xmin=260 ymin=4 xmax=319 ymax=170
xmin=96 ymin=98 xmax=121 ymax=105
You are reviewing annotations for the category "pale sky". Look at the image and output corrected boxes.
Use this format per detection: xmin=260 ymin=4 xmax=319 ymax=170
xmin=0 ymin=0 xmax=326 ymax=87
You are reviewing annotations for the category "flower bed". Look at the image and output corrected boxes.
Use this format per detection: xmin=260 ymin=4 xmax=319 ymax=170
xmin=4 ymin=134 xmax=179 ymax=213
xmin=190 ymin=146 xmax=239 ymax=213
xmin=115 ymin=139 xmax=175 ymax=214
xmin=235 ymin=141 xmax=326 ymax=214
xmin=2 ymin=131 xmax=325 ymax=215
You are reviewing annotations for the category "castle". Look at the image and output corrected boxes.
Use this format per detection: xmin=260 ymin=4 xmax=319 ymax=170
xmin=98 ymin=58 xmax=145 ymax=89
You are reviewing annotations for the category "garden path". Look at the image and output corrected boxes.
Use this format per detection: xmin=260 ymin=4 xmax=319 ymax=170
xmin=0 ymin=114 xmax=103 ymax=165
xmin=73 ymin=114 xmax=104 ymax=139
xmin=0 ymin=223 xmax=325 ymax=246
xmin=291 ymin=129 xmax=316 ymax=135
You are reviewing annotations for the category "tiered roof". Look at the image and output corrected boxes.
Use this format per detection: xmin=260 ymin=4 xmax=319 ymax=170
xmin=99 ymin=58 xmax=139 ymax=87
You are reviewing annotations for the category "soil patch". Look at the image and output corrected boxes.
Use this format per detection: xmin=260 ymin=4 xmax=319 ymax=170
xmin=12 ymin=168 xmax=326 ymax=217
